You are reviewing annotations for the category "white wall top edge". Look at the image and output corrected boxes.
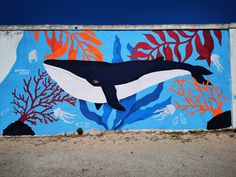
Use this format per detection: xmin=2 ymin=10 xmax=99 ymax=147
xmin=0 ymin=23 xmax=235 ymax=30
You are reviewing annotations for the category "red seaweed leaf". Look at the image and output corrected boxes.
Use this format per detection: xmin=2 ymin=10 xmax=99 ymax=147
xmin=177 ymin=30 xmax=191 ymax=38
xmin=164 ymin=45 xmax=173 ymax=61
xmin=167 ymin=31 xmax=180 ymax=42
xmin=153 ymin=30 xmax=166 ymax=42
xmin=174 ymin=44 xmax=181 ymax=62
xmin=203 ymin=30 xmax=214 ymax=53
xmin=130 ymin=29 xmax=222 ymax=64
xmin=196 ymin=56 xmax=205 ymax=60
xmin=156 ymin=50 xmax=163 ymax=58
xmin=214 ymin=30 xmax=222 ymax=46
xmin=183 ymin=42 xmax=193 ymax=62
xmin=144 ymin=34 xmax=159 ymax=45
xmin=195 ymin=34 xmax=211 ymax=66
xmin=186 ymin=29 xmax=197 ymax=32
xmin=134 ymin=42 xmax=153 ymax=50
xmin=129 ymin=51 xmax=148 ymax=59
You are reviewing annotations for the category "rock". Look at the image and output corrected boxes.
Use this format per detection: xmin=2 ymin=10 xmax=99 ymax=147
xmin=77 ymin=128 xmax=83 ymax=135
xmin=87 ymin=129 xmax=102 ymax=136
xmin=207 ymin=111 xmax=231 ymax=130
xmin=3 ymin=121 xmax=35 ymax=136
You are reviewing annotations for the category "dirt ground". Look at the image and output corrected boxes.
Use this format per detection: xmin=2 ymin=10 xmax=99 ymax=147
xmin=0 ymin=130 xmax=236 ymax=177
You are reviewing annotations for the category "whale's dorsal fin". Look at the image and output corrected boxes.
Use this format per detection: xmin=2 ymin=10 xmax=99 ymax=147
xmin=101 ymin=83 xmax=126 ymax=111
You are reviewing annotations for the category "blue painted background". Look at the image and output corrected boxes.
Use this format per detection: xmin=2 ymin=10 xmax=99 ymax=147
xmin=0 ymin=30 xmax=231 ymax=135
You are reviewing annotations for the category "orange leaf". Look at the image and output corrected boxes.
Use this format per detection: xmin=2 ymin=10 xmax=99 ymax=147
xmin=53 ymin=32 xmax=63 ymax=51
xmin=87 ymin=54 xmax=100 ymax=61
xmin=44 ymin=34 xmax=69 ymax=59
xmin=85 ymin=30 xmax=96 ymax=37
xmin=51 ymin=31 xmax=58 ymax=52
xmin=77 ymin=32 xmax=102 ymax=46
xmin=34 ymin=31 xmax=39 ymax=42
xmin=86 ymin=44 xmax=103 ymax=61
xmin=44 ymin=31 xmax=52 ymax=47
xmin=68 ymin=40 xmax=79 ymax=60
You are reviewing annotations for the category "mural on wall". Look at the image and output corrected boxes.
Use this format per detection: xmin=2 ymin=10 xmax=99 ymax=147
xmin=0 ymin=29 xmax=232 ymax=135
xmin=34 ymin=30 xmax=103 ymax=61
xmin=169 ymin=76 xmax=230 ymax=129
xmin=3 ymin=69 xmax=76 ymax=135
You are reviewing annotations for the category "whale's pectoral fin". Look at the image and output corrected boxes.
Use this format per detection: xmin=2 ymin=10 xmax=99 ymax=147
xmin=95 ymin=103 xmax=103 ymax=110
xmin=101 ymin=84 xmax=126 ymax=111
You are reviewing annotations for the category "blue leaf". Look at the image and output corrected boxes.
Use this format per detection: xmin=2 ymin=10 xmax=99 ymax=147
xmin=112 ymin=35 xmax=123 ymax=63
xmin=101 ymin=103 xmax=112 ymax=129
xmin=132 ymin=83 xmax=164 ymax=112
xmin=123 ymin=96 xmax=172 ymax=125
xmin=112 ymin=46 xmax=164 ymax=130
xmin=79 ymin=100 xmax=108 ymax=129
xmin=112 ymin=94 xmax=136 ymax=130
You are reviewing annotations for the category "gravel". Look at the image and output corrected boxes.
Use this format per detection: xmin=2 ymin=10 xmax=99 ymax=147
xmin=0 ymin=130 xmax=236 ymax=177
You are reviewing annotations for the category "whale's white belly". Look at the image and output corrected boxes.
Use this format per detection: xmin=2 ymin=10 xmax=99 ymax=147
xmin=44 ymin=64 xmax=190 ymax=103
xmin=116 ymin=69 xmax=190 ymax=99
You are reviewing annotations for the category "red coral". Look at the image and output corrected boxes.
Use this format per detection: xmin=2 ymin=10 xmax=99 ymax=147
xmin=11 ymin=69 xmax=77 ymax=125
xmin=169 ymin=76 xmax=226 ymax=117
xmin=130 ymin=30 xmax=222 ymax=65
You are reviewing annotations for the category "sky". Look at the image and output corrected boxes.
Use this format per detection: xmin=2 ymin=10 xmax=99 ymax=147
xmin=0 ymin=0 xmax=235 ymax=25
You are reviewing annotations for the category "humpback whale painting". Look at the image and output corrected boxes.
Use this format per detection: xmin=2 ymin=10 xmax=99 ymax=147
xmin=43 ymin=59 xmax=212 ymax=111
xmin=0 ymin=29 xmax=232 ymax=135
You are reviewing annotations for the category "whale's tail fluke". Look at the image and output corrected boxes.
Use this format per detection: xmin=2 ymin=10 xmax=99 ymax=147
xmin=191 ymin=66 xmax=212 ymax=85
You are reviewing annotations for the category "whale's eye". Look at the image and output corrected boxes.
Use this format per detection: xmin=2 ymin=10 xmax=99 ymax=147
xmin=92 ymin=79 xmax=99 ymax=84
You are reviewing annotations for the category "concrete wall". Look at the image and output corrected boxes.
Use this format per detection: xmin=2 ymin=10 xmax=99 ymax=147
xmin=0 ymin=24 xmax=234 ymax=135
xmin=230 ymin=28 xmax=236 ymax=128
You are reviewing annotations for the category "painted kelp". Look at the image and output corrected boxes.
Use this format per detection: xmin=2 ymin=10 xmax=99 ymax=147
xmin=0 ymin=29 xmax=231 ymax=135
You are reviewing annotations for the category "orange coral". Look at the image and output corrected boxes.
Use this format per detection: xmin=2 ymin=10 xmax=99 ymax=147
xmin=33 ymin=30 xmax=103 ymax=61
xmin=169 ymin=76 xmax=226 ymax=117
